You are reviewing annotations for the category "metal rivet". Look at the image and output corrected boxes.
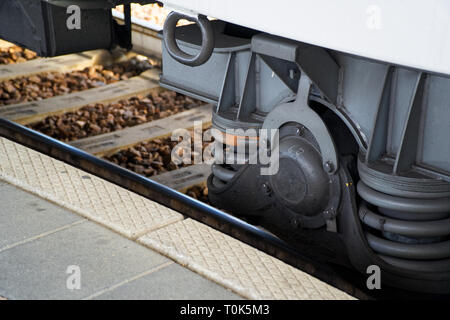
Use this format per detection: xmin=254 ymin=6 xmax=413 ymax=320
xmin=289 ymin=69 xmax=295 ymax=79
xmin=292 ymin=217 xmax=302 ymax=228
xmin=323 ymin=208 xmax=337 ymax=219
xmin=261 ymin=183 xmax=271 ymax=195
xmin=323 ymin=161 xmax=334 ymax=173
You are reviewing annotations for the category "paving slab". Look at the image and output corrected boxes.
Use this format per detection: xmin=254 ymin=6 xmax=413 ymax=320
xmin=0 ymin=180 xmax=243 ymax=300
xmin=0 ymin=221 xmax=170 ymax=300
xmin=0 ymin=137 xmax=184 ymax=239
xmin=0 ymin=182 xmax=83 ymax=250
xmin=139 ymin=219 xmax=355 ymax=300
xmin=91 ymin=263 xmax=242 ymax=300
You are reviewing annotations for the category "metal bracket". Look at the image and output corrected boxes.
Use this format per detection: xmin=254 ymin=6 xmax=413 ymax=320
xmin=365 ymin=65 xmax=394 ymax=164
xmin=252 ymin=33 xmax=340 ymax=105
xmin=393 ymin=72 xmax=427 ymax=174
xmin=262 ymin=75 xmax=339 ymax=174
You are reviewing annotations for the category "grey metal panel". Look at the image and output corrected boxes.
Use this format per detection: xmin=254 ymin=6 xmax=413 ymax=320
xmin=257 ymin=56 xmax=295 ymax=113
xmin=420 ymin=75 xmax=450 ymax=172
xmin=237 ymin=53 xmax=257 ymax=119
xmin=387 ymin=68 xmax=419 ymax=155
xmin=365 ymin=66 xmax=393 ymax=163
xmin=252 ymin=33 xmax=339 ymax=105
xmin=161 ymin=44 xmax=233 ymax=101
xmin=335 ymin=55 xmax=387 ymax=144
xmin=235 ymin=50 xmax=251 ymax=104
xmin=393 ymin=73 xmax=426 ymax=174
xmin=217 ymin=53 xmax=237 ymax=113
xmin=252 ymin=34 xmax=299 ymax=61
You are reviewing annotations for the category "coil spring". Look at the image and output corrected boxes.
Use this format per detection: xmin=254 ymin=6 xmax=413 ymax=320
xmin=357 ymin=181 xmax=450 ymax=273
xmin=210 ymin=154 xmax=247 ymax=188
xmin=210 ymin=134 xmax=254 ymax=188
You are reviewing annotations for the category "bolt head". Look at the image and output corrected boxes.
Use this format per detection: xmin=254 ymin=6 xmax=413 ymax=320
xmin=295 ymin=126 xmax=305 ymax=136
xmin=323 ymin=161 xmax=334 ymax=173
xmin=323 ymin=208 xmax=337 ymax=219
xmin=261 ymin=183 xmax=271 ymax=195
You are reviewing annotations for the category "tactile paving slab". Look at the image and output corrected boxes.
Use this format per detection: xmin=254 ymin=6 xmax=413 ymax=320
xmin=138 ymin=219 xmax=355 ymax=300
xmin=0 ymin=137 xmax=183 ymax=239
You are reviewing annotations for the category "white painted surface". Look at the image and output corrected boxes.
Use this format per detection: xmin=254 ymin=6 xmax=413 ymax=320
xmin=160 ymin=0 xmax=450 ymax=75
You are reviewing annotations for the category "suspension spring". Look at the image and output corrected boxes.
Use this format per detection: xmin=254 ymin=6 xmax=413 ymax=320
xmin=357 ymin=180 xmax=450 ymax=272
xmin=209 ymin=131 xmax=257 ymax=188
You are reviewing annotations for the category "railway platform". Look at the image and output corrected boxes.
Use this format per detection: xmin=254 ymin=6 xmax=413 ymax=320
xmin=0 ymin=179 xmax=240 ymax=300
xmin=0 ymin=137 xmax=354 ymax=300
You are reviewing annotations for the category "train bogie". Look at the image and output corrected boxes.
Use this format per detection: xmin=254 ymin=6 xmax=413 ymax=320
xmin=159 ymin=8 xmax=450 ymax=293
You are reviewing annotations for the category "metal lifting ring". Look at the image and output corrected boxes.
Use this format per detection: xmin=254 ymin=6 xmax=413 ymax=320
xmin=163 ymin=12 xmax=215 ymax=67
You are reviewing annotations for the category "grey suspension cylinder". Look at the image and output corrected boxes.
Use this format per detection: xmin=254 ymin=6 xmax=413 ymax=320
xmin=357 ymin=181 xmax=450 ymax=213
xmin=358 ymin=179 xmax=450 ymax=270
xmin=359 ymin=203 xmax=450 ymax=237
xmin=366 ymin=233 xmax=450 ymax=260
xmin=212 ymin=164 xmax=236 ymax=182
xmin=163 ymin=12 xmax=215 ymax=67
xmin=379 ymin=255 xmax=450 ymax=273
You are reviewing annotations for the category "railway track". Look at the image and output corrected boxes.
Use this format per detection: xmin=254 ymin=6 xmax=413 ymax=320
xmin=0 ymin=10 xmax=441 ymax=300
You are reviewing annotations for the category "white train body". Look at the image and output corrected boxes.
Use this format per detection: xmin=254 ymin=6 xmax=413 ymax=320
xmin=162 ymin=0 xmax=450 ymax=75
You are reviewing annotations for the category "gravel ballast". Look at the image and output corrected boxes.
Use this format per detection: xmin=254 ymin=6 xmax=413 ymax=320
xmin=28 ymin=91 xmax=203 ymax=142
xmin=0 ymin=57 xmax=153 ymax=106
xmin=0 ymin=46 xmax=37 ymax=65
